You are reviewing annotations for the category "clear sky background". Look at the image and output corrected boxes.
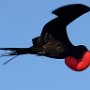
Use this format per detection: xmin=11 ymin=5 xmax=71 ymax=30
xmin=0 ymin=0 xmax=90 ymax=90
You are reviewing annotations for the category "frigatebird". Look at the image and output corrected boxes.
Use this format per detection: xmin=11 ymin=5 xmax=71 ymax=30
xmin=0 ymin=4 xmax=90 ymax=71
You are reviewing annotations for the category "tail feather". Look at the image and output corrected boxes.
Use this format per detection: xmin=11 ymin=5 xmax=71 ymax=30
xmin=0 ymin=47 xmax=37 ymax=65
xmin=0 ymin=47 xmax=37 ymax=55
xmin=2 ymin=55 xmax=18 ymax=65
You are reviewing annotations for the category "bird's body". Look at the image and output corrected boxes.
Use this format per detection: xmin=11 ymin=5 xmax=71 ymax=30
xmin=0 ymin=4 xmax=90 ymax=71
xmin=31 ymin=17 xmax=87 ymax=59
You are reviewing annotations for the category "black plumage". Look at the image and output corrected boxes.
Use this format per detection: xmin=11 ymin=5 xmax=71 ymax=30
xmin=0 ymin=4 xmax=90 ymax=64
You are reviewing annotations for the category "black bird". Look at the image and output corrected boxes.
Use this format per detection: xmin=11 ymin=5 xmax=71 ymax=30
xmin=0 ymin=4 xmax=90 ymax=65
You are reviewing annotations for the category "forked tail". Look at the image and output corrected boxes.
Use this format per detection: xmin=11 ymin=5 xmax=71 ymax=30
xmin=0 ymin=47 xmax=36 ymax=65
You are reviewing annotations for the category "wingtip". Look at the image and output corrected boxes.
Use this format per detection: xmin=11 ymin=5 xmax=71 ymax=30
xmin=52 ymin=4 xmax=90 ymax=16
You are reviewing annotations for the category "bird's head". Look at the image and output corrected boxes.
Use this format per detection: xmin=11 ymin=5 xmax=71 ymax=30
xmin=72 ymin=45 xmax=88 ymax=59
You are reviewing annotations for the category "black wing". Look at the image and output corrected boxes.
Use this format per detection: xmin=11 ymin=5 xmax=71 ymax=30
xmin=52 ymin=4 xmax=90 ymax=25
xmin=38 ymin=4 xmax=90 ymax=57
xmin=41 ymin=4 xmax=90 ymax=41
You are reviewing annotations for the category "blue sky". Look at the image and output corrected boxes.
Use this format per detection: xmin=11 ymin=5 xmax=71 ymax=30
xmin=0 ymin=0 xmax=90 ymax=90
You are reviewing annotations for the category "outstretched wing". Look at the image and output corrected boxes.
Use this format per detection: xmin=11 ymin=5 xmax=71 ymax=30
xmin=41 ymin=4 xmax=90 ymax=40
xmin=39 ymin=4 xmax=90 ymax=54
xmin=52 ymin=4 xmax=90 ymax=26
xmin=33 ymin=4 xmax=90 ymax=59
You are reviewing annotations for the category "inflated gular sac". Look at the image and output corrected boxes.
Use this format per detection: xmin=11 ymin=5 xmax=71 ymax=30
xmin=65 ymin=51 xmax=90 ymax=71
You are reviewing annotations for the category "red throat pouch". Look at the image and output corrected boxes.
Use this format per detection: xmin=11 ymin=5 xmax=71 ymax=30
xmin=65 ymin=51 xmax=90 ymax=71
